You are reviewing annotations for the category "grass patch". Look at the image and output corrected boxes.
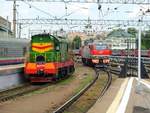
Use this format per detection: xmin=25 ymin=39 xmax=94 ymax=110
xmin=63 ymin=73 xmax=115 ymax=113
xmin=57 ymin=75 xmax=75 ymax=85
xmin=60 ymin=73 xmax=94 ymax=113
xmin=23 ymin=65 xmax=95 ymax=109
xmin=73 ymin=75 xmax=93 ymax=94
xmin=24 ymin=75 xmax=75 ymax=97
xmin=24 ymin=85 xmax=55 ymax=97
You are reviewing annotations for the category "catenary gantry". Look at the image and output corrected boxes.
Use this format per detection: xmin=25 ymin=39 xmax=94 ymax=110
xmin=17 ymin=19 xmax=150 ymax=26
xmin=7 ymin=0 xmax=150 ymax=4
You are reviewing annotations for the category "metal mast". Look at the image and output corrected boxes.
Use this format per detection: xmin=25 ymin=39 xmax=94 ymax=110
xmin=13 ymin=0 xmax=16 ymax=38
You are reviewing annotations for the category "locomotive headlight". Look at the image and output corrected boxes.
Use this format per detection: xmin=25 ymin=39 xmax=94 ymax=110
xmin=107 ymin=59 xmax=110 ymax=63
xmin=40 ymin=69 xmax=44 ymax=71
xmin=92 ymin=59 xmax=99 ymax=64
xmin=103 ymin=59 xmax=106 ymax=63
xmin=103 ymin=59 xmax=110 ymax=63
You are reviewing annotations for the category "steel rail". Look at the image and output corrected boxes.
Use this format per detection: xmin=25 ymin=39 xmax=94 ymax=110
xmin=99 ymin=69 xmax=112 ymax=98
xmin=0 ymin=83 xmax=50 ymax=102
xmin=53 ymin=67 xmax=112 ymax=113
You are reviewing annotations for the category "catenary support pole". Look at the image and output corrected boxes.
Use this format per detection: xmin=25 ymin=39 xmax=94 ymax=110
xmin=138 ymin=20 xmax=142 ymax=81
xmin=13 ymin=0 xmax=16 ymax=38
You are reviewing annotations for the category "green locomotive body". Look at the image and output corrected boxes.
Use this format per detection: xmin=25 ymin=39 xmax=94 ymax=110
xmin=25 ymin=34 xmax=74 ymax=82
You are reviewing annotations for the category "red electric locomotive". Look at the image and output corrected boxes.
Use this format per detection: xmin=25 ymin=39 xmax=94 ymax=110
xmin=81 ymin=42 xmax=112 ymax=67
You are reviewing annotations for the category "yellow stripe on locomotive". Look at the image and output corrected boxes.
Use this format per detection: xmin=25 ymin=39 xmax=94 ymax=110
xmin=32 ymin=43 xmax=54 ymax=53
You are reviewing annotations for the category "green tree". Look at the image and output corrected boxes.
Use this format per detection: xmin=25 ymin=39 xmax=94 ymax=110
xmin=127 ymin=27 xmax=138 ymax=37
xmin=142 ymin=30 xmax=150 ymax=49
xmin=72 ymin=36 xmax=82 ymax=49
xmin=129 ymin=29 xmax=149 ymax=49
xmin=107 ymin=28 xmax=124 ymax=37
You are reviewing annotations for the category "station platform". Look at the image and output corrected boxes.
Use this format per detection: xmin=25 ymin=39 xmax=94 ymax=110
xmin=0 ymin=57 xmax=25 ymax=66
xmin=0 ymin=64 xmax=24 ymax=71
xmin=0 ymin=64 xmax=24 ymax=76
xmin=87 ymin=77 xmax=150 ymax=113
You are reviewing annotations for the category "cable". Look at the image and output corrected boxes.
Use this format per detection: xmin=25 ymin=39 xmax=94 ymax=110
xmin=58 ymin=3 xmax=89 ymax=19
xmin=98 ymin=4 xmax=104 ymax=19
xmin=102 ymin=5 xmax=123 ymax=18
xmin=22 ymin=1 xmax=56 ymax=19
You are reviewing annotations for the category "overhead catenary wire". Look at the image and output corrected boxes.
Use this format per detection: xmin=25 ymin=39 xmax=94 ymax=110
xmin=9 ymin=0 xmax=150 ymax=4
xmin=22 ymin=1 xmax=56 ymax=19
xmin=58 ymin=3 xmax=88 ymax=19
xmin=20 ymin=1 xmax=57 ymax=36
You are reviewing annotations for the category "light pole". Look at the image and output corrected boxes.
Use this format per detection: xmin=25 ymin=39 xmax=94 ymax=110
xmin=13 ymin=0 xmax=16 ymax=38
xmin=137 ymin=8 xmax=150 ymax=82
xmin=16 ymin=9 xmax=20 ymax=38
xmin=138 ymin=18 xmax=142 ymax=82
xmin=6 ymin=16 xmax=9 ymax=38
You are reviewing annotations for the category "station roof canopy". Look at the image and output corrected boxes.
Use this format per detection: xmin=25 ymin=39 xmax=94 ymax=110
xmin=107 ymin=29 xmax=133 ymax=38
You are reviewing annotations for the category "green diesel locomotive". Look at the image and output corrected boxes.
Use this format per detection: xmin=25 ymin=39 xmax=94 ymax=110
xmin=25 ymin=34 xmax=74 ymax=82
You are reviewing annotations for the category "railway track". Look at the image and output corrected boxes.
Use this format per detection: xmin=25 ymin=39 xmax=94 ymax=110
xmin=74 ymin=56 xmax=150 ymax=73
xmin=0 ymin=83 xmax=50 ymax=103
xmin=99 ymin=69 xmax=112 ymax=98
xmin=53 ymin=67 xmax=112 ymax=113
xmin=0 ymin=73 xmax=75 ymax=103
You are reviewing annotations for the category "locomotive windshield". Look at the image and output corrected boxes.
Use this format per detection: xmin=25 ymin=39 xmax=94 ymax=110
xmin=95 ymin=44 xmax=107 ymax=50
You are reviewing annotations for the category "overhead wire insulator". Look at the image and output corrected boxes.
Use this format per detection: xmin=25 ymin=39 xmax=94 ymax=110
xmin=98 ymin=4 xmax=101 ymax=10
xmin=146 ymin=9 xmax=150 ymax=13
xmin=65 ymin=6 xmax=67 ymax=9
xmin=114 ymin=7 xmax=117 ymax=10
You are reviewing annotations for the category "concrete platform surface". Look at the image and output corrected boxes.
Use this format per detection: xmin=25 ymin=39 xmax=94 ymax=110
xmin=87 ymin=77 xmax=150 ymax=113
xmin=87 ymin=78 xmax=129 ymax=113
xmin=0 ymin=64 xmax=24 ymax=71
xmin=126 ymin=79 xmax=150 ymax=113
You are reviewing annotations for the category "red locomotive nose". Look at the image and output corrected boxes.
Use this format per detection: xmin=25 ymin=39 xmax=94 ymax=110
xmin=36 ymin=63 xmax=45 ymax=72
xmin=91 ymin=50 xmax=112 ymax=56
xmin=40 ymin=69 xmax=43 ymax=71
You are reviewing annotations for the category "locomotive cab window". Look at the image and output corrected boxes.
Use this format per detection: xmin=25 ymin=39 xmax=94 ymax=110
xmin=55 ymin=42 xmax=60 ymax=51
xmin=56 ymin=45 xmax=60 ymax=51
xmin=95 ymin=44 xmax=107 ymax=50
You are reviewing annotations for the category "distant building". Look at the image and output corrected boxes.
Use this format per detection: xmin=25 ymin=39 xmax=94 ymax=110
xmin=0 ymin=16 xmax=13 ymax=38
xmin=104 ymin=30 xmax=136 ymax=50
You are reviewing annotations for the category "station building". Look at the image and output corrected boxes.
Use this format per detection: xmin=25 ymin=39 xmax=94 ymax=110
xmin=0 ymin=16 xmax=30 ymax=58
xmin=0 ymin=16 xmax=14 ymax=38
xmin=104 ymin=30 xmax=136 ymax=50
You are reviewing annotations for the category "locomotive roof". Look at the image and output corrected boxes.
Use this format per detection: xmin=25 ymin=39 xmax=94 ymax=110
xmin=32 ymin=33 xmax=51 ymax=37
xmin=32 ymin=34 xmax=67 ymax=42
xmin=87 ymin=42 xmax=106 ymax=45
xmin=53 ymin=35 xmax=68 ymax=43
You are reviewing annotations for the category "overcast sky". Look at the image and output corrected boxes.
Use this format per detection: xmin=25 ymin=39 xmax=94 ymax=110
xmin=1 ymin=0 xmax=150 ymax=38
xmin=1 ymin=0 xmax=146 ymax=21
